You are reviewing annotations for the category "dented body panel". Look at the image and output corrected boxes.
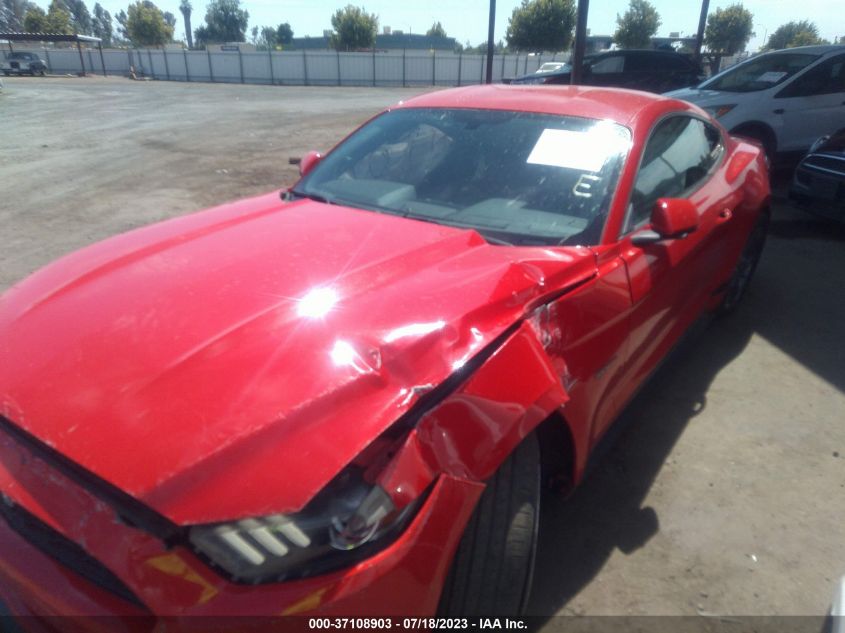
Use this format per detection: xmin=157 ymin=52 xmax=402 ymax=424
xmin=0 ymin=84 xmax=770 ymax=619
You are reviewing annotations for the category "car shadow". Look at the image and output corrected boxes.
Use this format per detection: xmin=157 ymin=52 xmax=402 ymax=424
xmin=527 ymin=302 xmax=756 ymax=617
xmin=767 ymin=204 xmax=845 ymax=242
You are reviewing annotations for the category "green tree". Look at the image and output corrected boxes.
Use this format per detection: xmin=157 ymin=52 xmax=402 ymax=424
xmin=197 ymin=0 xmax=249 ymax=44
xmin=613 ymin=0 xmax=660 ymax=49
xmin=766 ymin=20 xmax=827 ymax=49
xmin=162 ymin=10 xmax=175 ymax=30
xmin=179 ymin=0 xmax=192 ymax=48
xmin=2 ymin=0 xmax=37 ymax=32
xmin=329 ymin=5 xmax=378 ymax=51
xmin=426 ymin=21 xmax=446 ymax=38
xmin=45 ymin=0 xmax=72 ymax=33
xmin=255 ymin=25 xmax=275 ymax=49
xmin=276 ymin=21 xmax=292 ymax=46
xmin=92 ymin=2 xmax=112 ymax=45
xmin=23 ymin=4 xmax=46 ymax=30
xmin=469 ymin=39 xmax=505 ymax=54
xmin=115 ymin=8 xmax=127 ymax=39
xmin=704 ymin=4 xmax=754 ymax=55
xmin=63 ymin=0 xmax=91 ymax=34
xmin=505 ymin=0 xmax=575 ymax=52
xmin=126 ymin=0 xmax=173 ymax=47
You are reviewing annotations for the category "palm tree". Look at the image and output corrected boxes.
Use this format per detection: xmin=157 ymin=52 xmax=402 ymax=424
xmin=179 ymin=0 xmax=193 ymax=48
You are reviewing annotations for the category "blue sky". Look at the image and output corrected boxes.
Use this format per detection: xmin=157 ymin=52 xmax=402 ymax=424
xmin=91 ymin=0 xmax=844 ymax=51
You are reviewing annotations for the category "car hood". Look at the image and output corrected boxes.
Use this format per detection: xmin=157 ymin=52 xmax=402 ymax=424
xmin=664 ymin=87 xmax=753 ymax=105
xmin=0 ymin=192 xmax=596 ymax=524
xmin=813 ymin=129 xmax=845 ymax=156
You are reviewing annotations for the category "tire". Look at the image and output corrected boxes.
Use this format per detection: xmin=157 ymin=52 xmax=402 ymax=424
xmin=718 ymin=211 xmax=769 ymax=315
xmin=438 ymin=432 xmax=541 ymax=617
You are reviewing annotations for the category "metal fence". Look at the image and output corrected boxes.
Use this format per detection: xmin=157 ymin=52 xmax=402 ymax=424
xmin=2 ymin=47 xmax=570 ymax=87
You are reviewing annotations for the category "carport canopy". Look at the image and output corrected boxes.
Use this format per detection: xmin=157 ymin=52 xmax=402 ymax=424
xmin=0 ymin=32 xmax=105 ymax=76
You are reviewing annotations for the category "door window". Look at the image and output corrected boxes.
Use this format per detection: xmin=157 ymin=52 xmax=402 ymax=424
xmin=626 ymin=117 xmax=722 ymax=231
xmin=776 ymin=54 xmax=845 ymax=98
xmin=590 ymin=55 xmax=624 ymax=74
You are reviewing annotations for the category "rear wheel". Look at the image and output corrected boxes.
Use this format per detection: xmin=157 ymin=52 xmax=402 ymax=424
xmin=438 ymin=432 xmax=541 ymax=616
xmin=718 ymin=211 xmax=769 ymax=315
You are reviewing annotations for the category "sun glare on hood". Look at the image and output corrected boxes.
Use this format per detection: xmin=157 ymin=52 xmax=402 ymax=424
xmin=297 ymin=287 xmax=338 ymax=319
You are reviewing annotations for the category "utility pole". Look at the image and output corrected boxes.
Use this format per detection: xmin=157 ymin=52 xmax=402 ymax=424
xmin=694 ymin=0 xmax=710 ymax=63
xmin=485 ymin=0 xmax=495 ymax=83
xmin=571 ymin=0 xmax=588 ymax=84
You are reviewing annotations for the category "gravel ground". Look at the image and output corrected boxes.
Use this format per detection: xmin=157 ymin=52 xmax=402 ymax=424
xmin=1 ymin=76 xmax=844 ymax=622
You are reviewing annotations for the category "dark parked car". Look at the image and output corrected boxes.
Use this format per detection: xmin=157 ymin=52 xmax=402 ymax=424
xmin=508 ymin=49 xmax=705 ymax=93
xmin=1 ymin=52 xmax=48 ymax=76
xmin=790 ymin=128 xmax=845 ymax=221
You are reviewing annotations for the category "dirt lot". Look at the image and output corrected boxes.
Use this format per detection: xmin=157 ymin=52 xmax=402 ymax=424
xmin=1 ymin=76 xmax=844 ymax=622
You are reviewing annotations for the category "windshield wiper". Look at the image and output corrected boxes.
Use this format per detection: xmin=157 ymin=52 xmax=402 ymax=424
xmin=289 ymin=189 xmax=335 ymax=204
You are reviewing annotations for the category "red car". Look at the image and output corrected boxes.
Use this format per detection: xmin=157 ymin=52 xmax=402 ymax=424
xmin=0 ymin=85 xmax=769 ymax=624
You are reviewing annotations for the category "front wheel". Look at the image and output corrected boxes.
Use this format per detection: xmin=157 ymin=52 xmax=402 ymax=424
xmin=718 ymin=211 xmax=769 ymax=315
xmin=438 ymin=432 xmax=541 ymax=616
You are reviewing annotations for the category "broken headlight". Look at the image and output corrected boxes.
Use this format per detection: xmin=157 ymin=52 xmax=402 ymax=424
xmin=187 ymin=466 xmax=422 ymax=584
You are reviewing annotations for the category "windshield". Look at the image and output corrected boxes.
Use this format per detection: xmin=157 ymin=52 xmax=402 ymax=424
xmin=702 ymin=52 xmax=820 ymax=92
xmin=295 ymin=108 xmax=631 ymax=246
xmin=9 ymin=53 xmax=31 ymax=60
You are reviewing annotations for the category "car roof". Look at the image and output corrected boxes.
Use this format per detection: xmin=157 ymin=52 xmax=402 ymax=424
xmin=393 ymin=84 xmax=683 ymax=128
xmin=589 ymin=48 xmax=688 ymax=57
xmin=764 ymin=45 xmax=845 ymax=55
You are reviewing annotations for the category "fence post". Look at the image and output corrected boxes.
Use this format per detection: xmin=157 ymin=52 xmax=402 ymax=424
xmin=303 ymin=49 xmax=309 ymax=86
xmin=402 ymin=48 xmax=406 ymax=87
xmin=162 ymin=48 xmax=171 ymax=80
xmin=481 ymin=54 xmax=485 ymax=84
xmin=147 ymin=49 xmax=154 ymax=78
xmin=500 ymin=53 xmax=505 ymax=80
xmin=372 ymin=48 xmax=376 ymax=86
xmin=184 ymin=48 xmax=190 ymax=81
xmin=238 ymin=47 xmax=244 ymax=83
xmin=268 ymin=48 xmax=274 ymax=84
xmin=44 ymin=49 xmax=51 ymax=72
xmin=207 ymin=48 xmax=214 ymax=82
xmin=335 ymin=49 xmax=341 ymax=86
xmin=524 ymin=54 xmax=528 ymax=74
xmin=457 ymin=51 xmax=462 ymax=86
xmin=77 ymin=41 xmax=86 ymax=76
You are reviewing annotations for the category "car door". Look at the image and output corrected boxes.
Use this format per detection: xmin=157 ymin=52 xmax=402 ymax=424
xmin=607 ymin=114 xmax=734 ymax=422
xmin=774 ymin=53 xmax=845 ymax=152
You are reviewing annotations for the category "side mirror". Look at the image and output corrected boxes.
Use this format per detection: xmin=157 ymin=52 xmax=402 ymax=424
xmin=631 ymin=198 xmax=698 ymax=245
xmin=652 ymin=198 xmax=698 ymax=237
xmin=299 ymin=150 xmax=323 ymax=177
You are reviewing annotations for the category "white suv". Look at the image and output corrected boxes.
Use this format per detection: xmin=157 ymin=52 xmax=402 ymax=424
xmin=667 ymin=45 xmax=845 ymax=160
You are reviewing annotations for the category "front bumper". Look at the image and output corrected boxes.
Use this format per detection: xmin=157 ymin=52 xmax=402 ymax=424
xmin=0 ymin=424 xmax=483 ymax=627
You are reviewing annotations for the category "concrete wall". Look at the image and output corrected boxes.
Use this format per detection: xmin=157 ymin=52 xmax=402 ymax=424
xmin=2 ymin=48 xmax=570 ymax=86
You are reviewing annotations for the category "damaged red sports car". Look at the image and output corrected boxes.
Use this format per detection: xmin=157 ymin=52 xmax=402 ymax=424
xmin=0 ymin=85 xmax=769 ymax=624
